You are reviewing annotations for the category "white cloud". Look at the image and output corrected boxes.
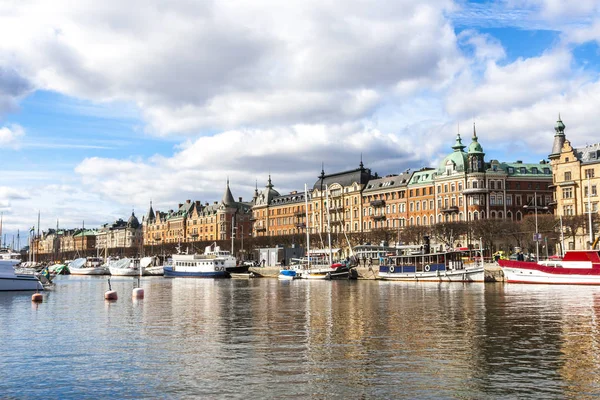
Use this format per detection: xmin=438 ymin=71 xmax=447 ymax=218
xmin=0 ymin=124 xmax=25 ymax=148
xmin=0 ymin=0 xmax=460 ymax=135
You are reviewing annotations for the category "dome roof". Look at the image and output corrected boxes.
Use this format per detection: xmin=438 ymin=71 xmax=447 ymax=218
xmin=438 ymin=134 xmax=468 ymax=174
xmin=127 ymin=212 xmax=140 ymax=228
xmin=467 ymin=124 xmax=484 ymax=155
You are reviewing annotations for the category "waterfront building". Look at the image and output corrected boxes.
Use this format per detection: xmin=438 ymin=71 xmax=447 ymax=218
xmin=96 ymin=212 xmax=143 ymax=254
xmin=144 ymin=181 xmax=252 ymax=247
xmin=311 ymin=162 xmax=376 ymax=235
xmin=359 ymin=127 xmax=553 ymax=236
xmin=252 ymin=176 xmax=309 ymax=237
xmin=549 ymin=116 xmax=599 ymax=249
xmin=361 ymin=171 xmax=412 ymax=236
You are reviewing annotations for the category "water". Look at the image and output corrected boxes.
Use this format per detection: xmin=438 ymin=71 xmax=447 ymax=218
xmin=2 ymin=277 xmax=600 ymax=399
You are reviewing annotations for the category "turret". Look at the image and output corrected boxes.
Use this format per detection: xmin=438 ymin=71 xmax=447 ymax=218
xmin=549 ymin=114 xmax=566 ymax=160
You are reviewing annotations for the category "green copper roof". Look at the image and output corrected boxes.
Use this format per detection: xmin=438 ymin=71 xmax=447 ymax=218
xmin=467 ymin=124 xmax=484 ymax=155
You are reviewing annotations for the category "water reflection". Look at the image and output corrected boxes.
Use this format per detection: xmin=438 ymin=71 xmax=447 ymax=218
xmin=2 ymin=277 xmax=600 ymax=398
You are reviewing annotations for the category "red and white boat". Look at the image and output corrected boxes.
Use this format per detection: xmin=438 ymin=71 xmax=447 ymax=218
xmin=498 ymin=250 xmax=600 ymax=285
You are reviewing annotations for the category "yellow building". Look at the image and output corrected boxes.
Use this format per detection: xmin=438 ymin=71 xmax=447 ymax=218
xmin=549 ymin=116 xmax=599 ymax=249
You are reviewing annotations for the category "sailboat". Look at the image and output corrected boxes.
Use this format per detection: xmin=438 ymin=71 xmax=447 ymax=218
xmin=280 ymin=184 xmax=350 ymax=280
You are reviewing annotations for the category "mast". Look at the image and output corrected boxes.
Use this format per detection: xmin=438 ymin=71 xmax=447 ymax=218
xmin=559 ymin=214 xmax=565 ymax=257
xmin=326 ymin=184 xmax=333 ymax=265
xmin=304 ymin=184 xmax=310 ymax=269
xmin=231 ymin=214 xmax=235 ymax=256
xmin=588 ymin=175 xmax=593 ymax=249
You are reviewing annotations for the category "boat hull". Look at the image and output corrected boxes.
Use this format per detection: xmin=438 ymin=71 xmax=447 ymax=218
xmin=0 ymin=275 xmax=44 ymax=291
xmin=109 ymin=268 xmax=142 ymax=276
xmin=501 ymin=264 xmax=600 ymax=284
xmin=69 ymin=267 xmax=109 ymax=275
xmin=163 ymin=266 xmax=229 ymax=278
xmin=379 ymin=267 xmax=485 ymax=282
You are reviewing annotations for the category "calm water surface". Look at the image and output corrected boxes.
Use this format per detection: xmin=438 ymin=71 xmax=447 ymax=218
xmin=2 ymin=276 xmax=600 ymax=399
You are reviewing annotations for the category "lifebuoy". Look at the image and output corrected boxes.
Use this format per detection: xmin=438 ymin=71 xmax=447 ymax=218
xmin=389 ymin=266 xmax=395 ymax=273
xmin=215 ymin=266 xmax=221 ymax=272
xmin=424 ymin=265 xmax=430 ymax=272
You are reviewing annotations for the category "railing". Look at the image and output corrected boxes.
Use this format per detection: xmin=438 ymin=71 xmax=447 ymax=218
xmin=370 ymin=199 xmax=385 ymax=207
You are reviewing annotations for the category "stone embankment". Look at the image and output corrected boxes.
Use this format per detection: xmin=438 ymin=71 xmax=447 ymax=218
xmin=250 ymin=264 xmax=506 ymax=281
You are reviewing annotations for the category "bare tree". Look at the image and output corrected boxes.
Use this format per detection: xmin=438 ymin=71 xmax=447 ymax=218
xmin=431 ymin=221 xmax=468 ymax=248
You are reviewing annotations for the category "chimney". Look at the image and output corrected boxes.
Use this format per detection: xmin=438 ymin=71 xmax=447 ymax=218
xmin=239 ymin=197 xmax=242 ymax=202
xmin=186 ymin=199 xmax=191 ymax=204
xmin=205 ymin=202 xmax=209 ymax=206
xmin=214 ymin=201 xmax=218 ymax=205
xmin=196 ymin=201 xmax=201 ymax=207
xmin=178 ymin=203 xmax=183 ymax=208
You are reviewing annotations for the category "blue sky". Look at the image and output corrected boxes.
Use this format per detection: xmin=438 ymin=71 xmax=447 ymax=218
xmin=1 ymin=0 xmax=600 ymax=246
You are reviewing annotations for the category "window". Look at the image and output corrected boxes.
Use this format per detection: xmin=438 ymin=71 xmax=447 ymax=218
xmin=585 ymin=168 xmax=595 ymax=178
xmin=563 ymin=205 xmax=574 ymax=216
xmin=490 ymin=181 xmax=495 ymax=190
xmin=563 ymin=187 xmax=573 ymax=199
xmin=458 ymin=182 xmax=463 ymax=191
xmin=564 ymin=171 xmax=572 ymax=181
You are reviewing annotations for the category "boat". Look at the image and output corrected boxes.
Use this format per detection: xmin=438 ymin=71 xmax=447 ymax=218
xmin=0 ymin=260 xmax=44 ymax=291
xmin=278 ymin=266 xmax=304 ymax=280
xmin=378 ymin=238 xmax=485 ymax=282
xmin=108 ymin=258 xmax=143 ymax=276
xmin=288 ymin=249 xmax=351 ymax=280
xmin=143 ymin=256 xmax=165 ymax=276
xmin=163 ymin=244 xmax=236 ymax=278
xmin=0 ymin=247 xmax=22 ymax=263
xmin=498 ymin=250 xmax=600 ymax=284
xmin=68 ymin=257 xmax=109 ymax=275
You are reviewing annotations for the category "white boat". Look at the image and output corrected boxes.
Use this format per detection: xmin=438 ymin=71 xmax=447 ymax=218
xmin=0 ymin=247 xmax=22 ymax=263
xmin=0 ymin=260 xmax=44 ymax=291
xmin=142 ymin=256 xmax=164 ymax=276
xmin=164 ymin=244 xmax=236 ymax=278
xmin=499 ymin=250 xmax=600 ymax=285
xmin=68 ymin=257 xmax=109 ymax=275
xmin=108 ymin=258 xmax=144 ymax=276
xmin=278 ymin=266 xmax=304 ymax=280
xmin=378 ymin=238 xmax=485 ymax=282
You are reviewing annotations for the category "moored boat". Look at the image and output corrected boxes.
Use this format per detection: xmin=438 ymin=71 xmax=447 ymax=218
xmin=378 ymin=240 xmax=485 ymax=282
xmin=0 ymin=260 xmax=44 ymax=291
xmin=498 ymin=250 xmax=600 ymax=284
xmin=68 ymin=257 xmax=109 ymax=275
xmin=163 ymin=244 xmax=235 ymax=278
xmin=108 ymin=258 xmax=143 ymax=276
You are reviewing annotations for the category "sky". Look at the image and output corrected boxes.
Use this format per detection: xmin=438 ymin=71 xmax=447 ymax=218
xmin=1 ymin=0 xmax=600 ymax=247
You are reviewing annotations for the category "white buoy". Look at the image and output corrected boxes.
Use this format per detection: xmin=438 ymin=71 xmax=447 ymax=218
xmin=105 ymin=290 xmax=118 ymax=300
xmin=132 ymin=287 xmax=144 ymax=299
xmin=105 ymin=277 xmax=117 ymax=300
xmin=31 ymin=293 xmax=43 ymax=303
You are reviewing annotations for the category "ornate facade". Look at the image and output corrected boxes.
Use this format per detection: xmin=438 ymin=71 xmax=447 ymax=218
xmin=549 ymin=116 xmax=599 ymax=249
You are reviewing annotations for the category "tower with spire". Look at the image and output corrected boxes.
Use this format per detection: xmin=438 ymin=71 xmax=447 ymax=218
xmin=467 ymin=123 xmax=485 ymax=173
xmin=549 ymin=113 xmax=566 ymax=160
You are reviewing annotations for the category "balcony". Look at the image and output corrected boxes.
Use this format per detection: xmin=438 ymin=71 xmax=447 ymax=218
xmin=370 ymin=199 xmax=385 ymax=207
xmin=440 ymin=206 xmax=459 ymax=213
xmin=462 ymin=188 xmax=489 ymax=195
xmin=294 ymin=211 xmax=305 ymax=217
xmin=256 ymin=227 xmax=266 ymax=232
xmin=296 ymin=223 xmax=306 ymax=229
xmin=372 ymin=215 xmax=386 ymax=221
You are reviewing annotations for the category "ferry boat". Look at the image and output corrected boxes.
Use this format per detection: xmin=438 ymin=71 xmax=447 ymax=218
xmin=0 ymin=259 xmax=44 ymax=291
xmin=378 ymin=239 xmax=485 ymax=282
xmin=163 ymin=244 xmax=236 ymax=278
xmin=498 ymin=250 xmax=600 ymax=284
